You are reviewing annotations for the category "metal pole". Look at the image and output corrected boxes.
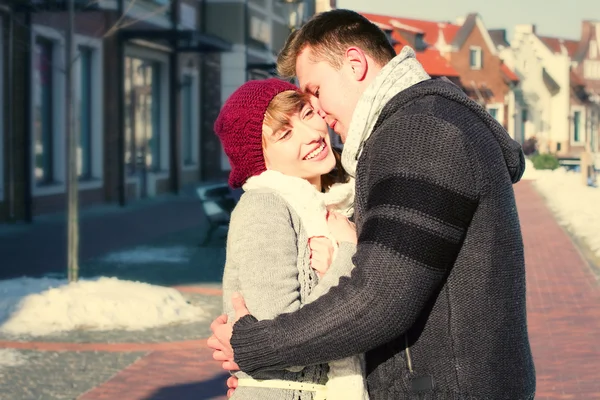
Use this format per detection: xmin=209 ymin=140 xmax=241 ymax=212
xmin=169 ymin=0 xmax=179 ymax=194
xmin=66 ymin=0 xmax=79 ymax=282
xmin=117 ymin=0 xmax=126 ymax=206
xmin=23 ymin=9 xmax=33 ymax=223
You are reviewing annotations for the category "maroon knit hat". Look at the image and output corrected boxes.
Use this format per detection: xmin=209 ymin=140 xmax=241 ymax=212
xmin=214 ymin=78 xmax=299 ymax=189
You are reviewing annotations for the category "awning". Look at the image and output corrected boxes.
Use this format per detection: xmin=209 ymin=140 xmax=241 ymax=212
xmin=119 ymin=29 xmax=232 ymax=53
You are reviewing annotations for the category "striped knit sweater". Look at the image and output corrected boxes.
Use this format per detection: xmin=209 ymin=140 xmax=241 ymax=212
xmin=230 ymin=78 xmax=536 ymax=399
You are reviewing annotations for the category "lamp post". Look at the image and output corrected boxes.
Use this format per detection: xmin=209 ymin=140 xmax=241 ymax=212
xmin=278 ymin=0 xmax=305 ymax=32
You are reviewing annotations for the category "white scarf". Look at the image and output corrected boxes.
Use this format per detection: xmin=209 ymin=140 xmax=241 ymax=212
xmin=243 ymin=170 xmax=368 ymax=400
xmin=341 ymin=46 xmax=431 ymax=177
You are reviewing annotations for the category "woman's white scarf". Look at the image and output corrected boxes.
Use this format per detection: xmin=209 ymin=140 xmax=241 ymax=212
xmin=341 ymin=46 xmax=431 ymax=177
xmin=243 ymin=169 xmax=367 ymax=400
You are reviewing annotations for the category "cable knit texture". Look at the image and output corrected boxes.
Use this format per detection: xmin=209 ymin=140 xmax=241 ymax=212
xmin=223 ymin=175 xmax=363 ymax=399
xmin=231 ymin=53 xmax=536 ymax=399
xmin=214 ymin=78 xmax=299 ymax=188
xmin=244 ymin=170 xmax=368 ymax=400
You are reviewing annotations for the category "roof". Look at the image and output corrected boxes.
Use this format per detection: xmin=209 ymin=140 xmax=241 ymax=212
xmin=501 ymin=63 xmax=519 ymax=82
xmin=489 ymin=29 xmax=510 ymax=48
xmin=451 ymin=14 xmax=478 ymax=48
xmin=361 ymin=12 xmax=461 ymax=46
xmin=409 ymin=47 xmax=460 ymax=77
xmin=570 ymin=69 xmax=585 ymax=87
xmin=361 ymin=12 xmax=460 ymax=77
xmin=537 ymin=36 xmax=579 ymax=56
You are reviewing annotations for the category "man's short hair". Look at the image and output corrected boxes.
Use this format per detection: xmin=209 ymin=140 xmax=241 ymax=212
xmin=277 ymin=9 xmax=397 ymax=78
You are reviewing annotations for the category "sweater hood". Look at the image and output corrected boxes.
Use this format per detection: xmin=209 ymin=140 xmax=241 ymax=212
xmin=384 ymin=78 xmax=526 ymax=184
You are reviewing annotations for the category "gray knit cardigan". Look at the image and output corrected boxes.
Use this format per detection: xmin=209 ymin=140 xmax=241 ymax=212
xmin=222 ymin=188 xmax=357 ymax=400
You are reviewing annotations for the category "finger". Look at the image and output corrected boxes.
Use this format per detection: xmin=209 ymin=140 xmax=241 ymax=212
xmin=227 ymin=389 xmax=235 ymax=398
xmin=213 ymin=350 xmax=232 ymax=362
xmin=210 ymin=314 xmax=228 ymax=332
xmin=309 ymin=241 xmax=327 ymax=253
xmin=223 ymin=361 xmax=241 ymax=370
xmin=227 ymin=376 xmax=239 ymax=389
xmin=232 ymin=292 xmax=250 ymax=321
xmin=207 ymin=335 xmax=223 ymax=351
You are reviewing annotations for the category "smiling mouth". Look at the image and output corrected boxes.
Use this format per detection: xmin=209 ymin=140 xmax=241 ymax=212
xmin=303 ymin=141 xmax=327 ymax=160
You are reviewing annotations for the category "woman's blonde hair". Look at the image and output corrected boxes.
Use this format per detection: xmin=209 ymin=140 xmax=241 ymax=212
xmin=262 ymin=90 xmax=348 ymax=191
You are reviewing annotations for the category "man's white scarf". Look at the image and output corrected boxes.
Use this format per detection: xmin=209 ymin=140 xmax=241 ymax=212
xmin=341 ymin=46 xmax=431 ymax=177
xmin=243 ymin=170 xmax=367 ymax=400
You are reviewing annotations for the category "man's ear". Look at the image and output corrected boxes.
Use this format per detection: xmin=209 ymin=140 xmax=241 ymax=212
xmin=345 ymin=47 xmax=368 ymax=82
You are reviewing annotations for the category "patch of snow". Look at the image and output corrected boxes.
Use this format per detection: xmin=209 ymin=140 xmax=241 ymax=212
xmin=0 ymin=277 xmax=206 ymax=336
xmin=530 ymin=167 xmax=600 ymax=258
xmin=521 ymin=158 xmax=540 ymax=181
xmin=101 ymin=246 xmax=192 ymax=264
xmin=0 ymin=349 xmax=27 ymax=369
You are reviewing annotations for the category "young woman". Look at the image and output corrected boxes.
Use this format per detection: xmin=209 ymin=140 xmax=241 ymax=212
xmin=214 ymin=78 xmax=368 ymax=400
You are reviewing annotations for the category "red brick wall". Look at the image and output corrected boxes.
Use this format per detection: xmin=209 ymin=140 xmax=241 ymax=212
xmin=449 ymin=24 xmax=512 ymax=127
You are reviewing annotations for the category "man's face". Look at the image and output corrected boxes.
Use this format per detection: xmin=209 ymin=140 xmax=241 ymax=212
xmin=295 ymin=48 xmax=361 ymax=143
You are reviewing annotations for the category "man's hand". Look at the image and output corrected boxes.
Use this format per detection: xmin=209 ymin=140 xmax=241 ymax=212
xmin=208 ymin=292 xmax=250 ymax=372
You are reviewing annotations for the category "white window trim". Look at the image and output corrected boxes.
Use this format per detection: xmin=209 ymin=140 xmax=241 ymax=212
xmin=124 ymin=45 xmax=170 ymax=195
xmin=0 ymin=17 xmax=4 ymax=202
xmin=486 ymin=103 xmax=504 ymax=125
xmin=31 ymin=25 xmax=66 ymax=197
xmin=74 ymin=34 xmax=104 ymax=191
xmin=470 ymin=46 xmax=482 ymax=70
xmin=181 ymin=68 xmax=200 ymax=171
xmin=570 ymin=106 xmax=586 ymax=146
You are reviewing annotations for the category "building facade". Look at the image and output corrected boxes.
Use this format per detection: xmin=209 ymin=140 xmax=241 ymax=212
xmin=361 ymin=12 xmax=523 ymax=141
xmin=0 ymin=0 xmax=231 ymax=222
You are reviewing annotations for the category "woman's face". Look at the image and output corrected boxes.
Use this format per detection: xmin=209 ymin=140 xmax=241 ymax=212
xmin=262 ymin=100 xmax=336 ymax=186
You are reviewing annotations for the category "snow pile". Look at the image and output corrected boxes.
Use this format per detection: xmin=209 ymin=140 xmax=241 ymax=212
xmin=0 ymin=277 xmax=207 ymax=336
xmin=521 ymin=158 xmax=541 ymax=181
xmin=0 ymin=349 xmax=27 ymax=369
xmin=531 ymin=167 xmax=600 ymax=258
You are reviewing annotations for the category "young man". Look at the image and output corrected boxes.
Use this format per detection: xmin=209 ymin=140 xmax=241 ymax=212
xmin=209 ymin=9 xmax=536 ymax=399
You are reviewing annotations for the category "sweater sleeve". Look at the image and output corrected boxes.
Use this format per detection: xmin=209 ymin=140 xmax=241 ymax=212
xmin=228 ymin=193 xmax=358 ymax=320
xmin=230 ymin=114 xmax=480 ymax=374
xmin=227 ymin=193 xmax=303 ymax=322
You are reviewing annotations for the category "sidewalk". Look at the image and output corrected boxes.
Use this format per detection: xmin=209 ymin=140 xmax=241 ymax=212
xmin=516 ymin=181 xmax=600 ymax=399
xmin=0 ymin=180 xmax=599 ymax=399
xmin=0 ymin=191 xmax=221 ymax=284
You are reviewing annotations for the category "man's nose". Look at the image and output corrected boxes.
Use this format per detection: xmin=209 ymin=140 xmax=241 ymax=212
xmin=309 ymin=97 xmax=326 ymax=119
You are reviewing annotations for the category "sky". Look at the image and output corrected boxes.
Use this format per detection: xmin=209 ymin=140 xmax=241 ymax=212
xmin=336 ymin=0 xmax=600 ymax=41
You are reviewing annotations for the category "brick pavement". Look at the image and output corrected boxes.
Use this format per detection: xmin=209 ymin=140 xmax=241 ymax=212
xmin=2 ymin=180 xmax=599 ymax=399
xmin=516 ymin=180 xmax=600 ymax=399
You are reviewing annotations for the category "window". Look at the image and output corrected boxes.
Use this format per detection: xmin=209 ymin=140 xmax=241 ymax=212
xmin=31 ymin=26 xmax=66 ymax=196
xmin=591 ymin=40 xmax=598 ymax=59
xmin=0 ymin=18 xmax=3 ymax=202
xmin=125 ymin=57 xmax=162 ymax=175
xmin=520 ymin=109 xmax=528 ymax=141
xmin=583 ymin=60 xmax=600 ymax=80
xmin=34 ymin=37 xmax=55 ymax=185
xmin=182 ymin=75 xmax=193 ymax=165
xmin=78 ymin=46 xmax=93 ymax=180
xmin=181 ymin=73 xmax=199 ymax=167
xmin=573 ymin=110 xmax=581 ymax=143
xmin=488 ymin=107 xmax=498 ymax=120
xmin=73 ymin=35 xmax=103 ymax=189
xmin=469 ymin=46 xmax=482 ymax=70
